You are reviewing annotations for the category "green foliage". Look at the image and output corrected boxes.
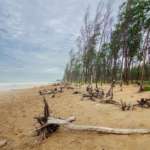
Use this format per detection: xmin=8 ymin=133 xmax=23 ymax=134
xmin=63 ymin=0 xmax=150 ymax=85
xmin=144 ymin=81 xmax=150 ymax=85
xmin=144 ymin=86 xmax=150 ymax=91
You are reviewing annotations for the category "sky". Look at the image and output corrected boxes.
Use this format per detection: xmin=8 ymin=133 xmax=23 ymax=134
xmin=0 ymin=0 xmax=123 ymax=83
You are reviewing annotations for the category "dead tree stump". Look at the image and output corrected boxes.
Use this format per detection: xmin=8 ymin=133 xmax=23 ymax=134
xmin=34 ymin=97 xmax=59 ymax=140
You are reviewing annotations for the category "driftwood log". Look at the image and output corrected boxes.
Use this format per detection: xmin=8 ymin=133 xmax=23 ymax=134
xmin=39 ymin=87 xmax=63 ymax=96
xmin=82 ymin=86 xmax=105 ymax=101
xmin=82 ymin=85 xmax=149 ymax=111
xmin=39 ymin=89 xmax=54 ymax=95
xmin=34 ymin=97 xmax=60 ymax=139
xmin=34 ymin=98 xmax=150 ymax=140
xmin=36 ymin=116 xmax=150 ymax=135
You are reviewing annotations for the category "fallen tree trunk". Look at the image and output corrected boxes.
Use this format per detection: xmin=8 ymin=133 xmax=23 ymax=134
xmin=35 ymin=98 xmax=150 ymax=140
xmin=36 ymin=116 xmax=150 ymax=135
xmin=66 ymin=124 xmax=150 ymax=134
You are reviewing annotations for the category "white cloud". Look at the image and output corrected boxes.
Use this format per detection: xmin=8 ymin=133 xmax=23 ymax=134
xmin=0 ymin=0 xmax=123 ymax=82
xmin=43 ymin=67 xmax=63 ymax=74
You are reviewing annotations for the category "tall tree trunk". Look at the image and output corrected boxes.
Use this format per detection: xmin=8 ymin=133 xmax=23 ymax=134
xmin=139 ymin=29 xmax=150 ymax=91
xmin=112 ymin=58 xmax=117 ymax=81
xmin=140 ymin=58 xmax=145 ymax=91
xmin=124 ymin=48 xmax=129 ymax=84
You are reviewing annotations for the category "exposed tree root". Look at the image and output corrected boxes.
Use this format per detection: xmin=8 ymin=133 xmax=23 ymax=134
xmin=34 ymin=97 xmax=60 ymax=140
xmin=137 ymin=98 xmax=150 ymax=108
xmin=120 ymin=100 xmax=134 ymax=111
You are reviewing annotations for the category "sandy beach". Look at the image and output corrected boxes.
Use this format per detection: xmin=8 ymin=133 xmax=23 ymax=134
xmin=0 ymin=84 xmax=150 ymax=150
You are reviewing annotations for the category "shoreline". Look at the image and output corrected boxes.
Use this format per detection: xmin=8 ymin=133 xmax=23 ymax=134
xmin=0 ymin=82 xmax=52 ymax=92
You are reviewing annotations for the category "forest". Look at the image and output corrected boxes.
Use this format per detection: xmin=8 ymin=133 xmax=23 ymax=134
xmin=63 ymin=0 xmax=150 ymax=91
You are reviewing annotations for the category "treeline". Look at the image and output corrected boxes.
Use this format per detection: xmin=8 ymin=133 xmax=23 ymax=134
xmin=63 ymin=0 xmax=150 ymax=90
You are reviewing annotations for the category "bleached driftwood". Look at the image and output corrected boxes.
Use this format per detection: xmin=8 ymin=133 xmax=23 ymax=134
xmin=39 ymin=90 xmax=55 ymax=96
xmin=47 ymin=116 xmax=75 ymax=125
xmin=66 ymin=124 xmax=150 ymax=134
xmin=36 ymin=116 xmax=150 ymax=135
xmin=35 ymin=98 xmax=150 ymax=141
xmin=35 ymin=116 xmax=75 ymax=132
xmin=39 ymin=87 xmax=63 ymax=96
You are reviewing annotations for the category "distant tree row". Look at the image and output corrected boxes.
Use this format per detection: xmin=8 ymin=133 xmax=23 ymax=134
xmin=63 ymin=0 xmax=150 ymax=91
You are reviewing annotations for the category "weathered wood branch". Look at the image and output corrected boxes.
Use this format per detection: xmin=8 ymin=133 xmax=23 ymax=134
xmin=47 ymin=116 xmax=75 ymax=125
xmin=36 ymin=116 xmax=75 ymax=132
xmin=35 ymin=97 xmax=150 ymax=141
xmin=39 ymin=87 xmax=64 ymax=96
xmin=39 ymin=90 xmax=56 ymax=95
xmin=66 ymin=124 xmax=150 ymax=135
xmin=82 ymin=87 xmax=105 ymax=101
xmin=36 ymin=116 xmax=150 ymax=135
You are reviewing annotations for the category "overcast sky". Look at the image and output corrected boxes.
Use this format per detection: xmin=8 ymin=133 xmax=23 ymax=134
xmin=0 ymin=0 xmax=123 ymax=83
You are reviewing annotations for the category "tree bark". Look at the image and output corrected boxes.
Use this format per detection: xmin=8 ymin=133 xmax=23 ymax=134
xmin=139 ymin=29 xmax=150 ymax=91
xmin=66 ymin=124 xmax=150 ymax=135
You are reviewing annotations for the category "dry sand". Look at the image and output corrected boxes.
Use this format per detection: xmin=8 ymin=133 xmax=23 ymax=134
xmin=0 ymin=84 xmax=150 ymax=150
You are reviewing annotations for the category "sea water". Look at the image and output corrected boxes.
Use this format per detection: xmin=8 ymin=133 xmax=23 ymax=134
xmin=0 ymin=82 xmax=50 ymax=91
